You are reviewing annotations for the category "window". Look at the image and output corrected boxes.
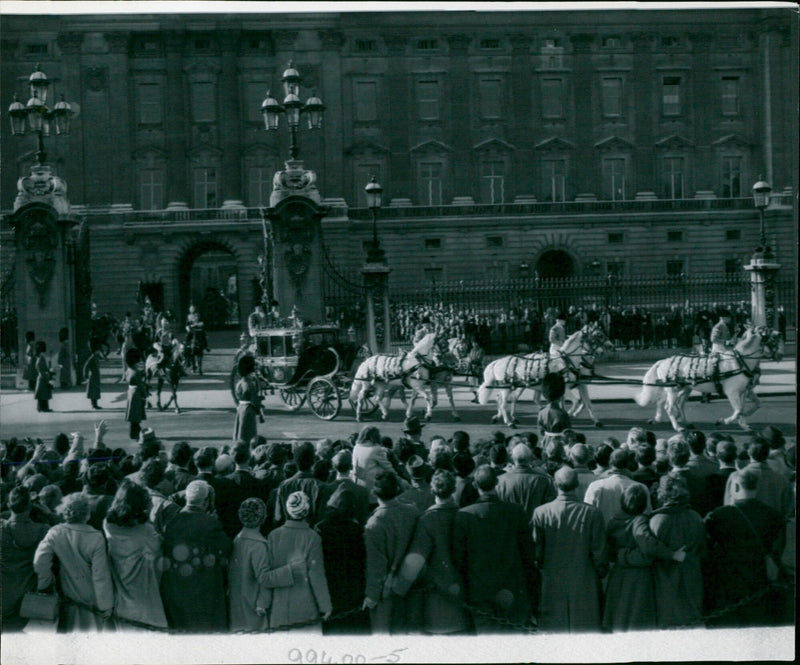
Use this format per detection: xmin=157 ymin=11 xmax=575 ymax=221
xmin=245 ymin=83 xmax=268 ymax=123
xmin=662 ymin=76 xmax=681 ymax=116
xmin=135 ymin=37 xmax=159 ymax=53
xmin=424 ymin=238 xmax=441 ymax=250
xmin=356 ymin=39 xmax=375 ymax=52
xmin=602 ymin=158 xmax=626 ymax=200
xmin=666 ymin=259 xmax=684 ymax=276
xmin=485 ymin=264 xmax=506 ymax=280
xmin=721 ymin=156 xmax=742 ymax=197
xmin=542 ymin=38 xmax=561 ymax=48
xmin=662 ymin=157 xmax=685 ymax=199
xmin=424 ymin=267 xmax=443 ymax=283
xmin=355 ymin=81 xmax=377 ymax=122
xmin=194 ymin=38 xmax=211 ymax=51
xmin=667 ymin=230 xmax=684 ymax=242
xmin=191 ymin=82 xmax=216 ymax=123
xmin=541 ymin=78 xmax=564 ymax=119
xmin=480 ymin=39 xmax=500 ymax=49
xmin=542 ymin=158 xmax=566 ymax=202
xmin=661 ymin=36 xmax=679 ymax=47
xmin=726 ymin=229 xmax=741 ymax=241
xmin=607 ymin=260 xmax=624 ymax=276
xmin=601 ymin=77 xmax=622 ymax=117
xmin=602 ymin=36 xmax=621 ymax=48
xmin=193 ymin=168 xmax=217 ymax=208
xmin=486 ymin=236 xmax=504 ymax=248
xmin=608 ymin=232 xmax=624 ymax=244
xmin=721 ymin=76 xmax=740 ymax=115
xmin=417 ymin=39 xmax=438 ymax=50
xmin=26 ymin=43 xmax=48 ymax=55
xmin=419 ymin=162 xmax=443 ymax=205
xmin=140 ymin=170 xmax=164 ymax=210
xmin=478 ymin=77 xmax=503 ymax=119
xmin=725 ymin=258 xmax=740 ymax=274
xmin=480 ymin=160 xmax=505 ymax=204
xmin=417 ymin=80 xmax=440 ymax=121
xmin=247 ymin=167 xmax=272 ymax=207
xmin=136 ymin=82 xmax=163 ymax=125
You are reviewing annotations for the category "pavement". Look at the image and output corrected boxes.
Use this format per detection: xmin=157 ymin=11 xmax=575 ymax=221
xmin=1 ymin=345 xmax=795 ymax=453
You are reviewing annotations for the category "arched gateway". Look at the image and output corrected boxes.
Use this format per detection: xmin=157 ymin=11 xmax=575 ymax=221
xmin=178 ymin=240 xmax=240 ymax=329
xmin=536 ymin=249 xmax=575 ymax=279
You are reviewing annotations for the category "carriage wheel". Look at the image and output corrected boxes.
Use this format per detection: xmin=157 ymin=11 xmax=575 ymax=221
xmin=348 ymin=383 xmax=380 ymax=416
xmin=308 ymin=377 xmax=341 ymax=420
xmin=279 ymin=387 xmax=306 ymax=411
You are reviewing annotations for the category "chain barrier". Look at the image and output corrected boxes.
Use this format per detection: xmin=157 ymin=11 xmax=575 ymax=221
xmin=41 ymin=574 xmax=794 ymax=635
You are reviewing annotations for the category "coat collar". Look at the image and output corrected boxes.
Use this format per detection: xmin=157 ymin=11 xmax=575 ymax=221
xmin=282 ymin=519 xmax=309 ymax=530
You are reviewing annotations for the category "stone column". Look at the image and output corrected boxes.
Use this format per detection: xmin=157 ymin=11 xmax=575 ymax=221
xmin=362 ymin=262 xmax=391 ymax=353
xmin=8 ymin=166 xmax=77 ymax=388
xmin=744 ymin=255 xmax=781 ymax=330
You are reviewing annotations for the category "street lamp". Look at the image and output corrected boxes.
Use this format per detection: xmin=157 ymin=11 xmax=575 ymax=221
xmin=7 ymin=64 xmax=74 ymax=165
xmin=261 ymin=61 xmax=325 ymax=160
xmin=752 ymin=178 xmax=773 ymax=260
xmin=365 ymin=176 xmax=385 ymax=263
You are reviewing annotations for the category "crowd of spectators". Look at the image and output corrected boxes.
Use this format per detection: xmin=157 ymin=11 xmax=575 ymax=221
xmin=1 ymin=418 xmax=794 ymax=635
xmin=329 ymin=299 xmax=787 ymax=356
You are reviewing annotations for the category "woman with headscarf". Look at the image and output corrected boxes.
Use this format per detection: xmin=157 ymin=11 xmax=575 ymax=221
xmin=33 ymin=493 xmax=115 ymax=631
xmin=103 ymin=481 xmax=167 ymax=629
xmin=314 ymin=487 xmax=370 ymax=634
xmin=649 ymin=471 xmax=706 ymax=629
xmin=233 ymin=355 xmax=262 ymax=445
xmin=228 ymin=498 xmax=300 ymax=632
xmin=265 ymin=491 xmax=332 ymax=631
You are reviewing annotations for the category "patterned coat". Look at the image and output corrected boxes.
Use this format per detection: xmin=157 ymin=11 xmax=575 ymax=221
xmin=124 ymin=367 xmax=148 ymax=424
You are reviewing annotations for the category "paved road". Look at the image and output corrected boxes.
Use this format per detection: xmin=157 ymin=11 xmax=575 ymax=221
xmin=1 ymin=348 xmax=795 ymax=453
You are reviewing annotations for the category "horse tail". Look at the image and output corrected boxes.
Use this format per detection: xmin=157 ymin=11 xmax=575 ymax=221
xmin=349 ymin=357 xmax=374 ymax=402
xmin=477 ymin=362 xmax=497 ymax=405
xmin=635 ymin=362 xmax=662 ymax=406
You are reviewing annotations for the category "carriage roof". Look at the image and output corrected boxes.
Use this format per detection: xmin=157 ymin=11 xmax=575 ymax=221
xmin=250 ymin=324 xmax=340 ymax=340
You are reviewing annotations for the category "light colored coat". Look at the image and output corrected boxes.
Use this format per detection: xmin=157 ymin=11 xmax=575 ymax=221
xmin=103 ymin=520 xmax=167 ymax=628
xmin=584 ymin=471 xmax=652 ymax=525
xmin=33 ymin=522 xmax=114 ymax=631
xmin=265 ymin=521 xmax=332 ymax=630
xmin=228 ymin=528 xmax=295 ymax=632
xmin=724 ymin=461 xmax=794 ymax=519
xmin=351 ymin=443 xmax=396 ymax=503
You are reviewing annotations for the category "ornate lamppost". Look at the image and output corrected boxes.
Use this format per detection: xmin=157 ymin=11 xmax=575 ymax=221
xmin=6 ymin=64 xmax=81 ymax=388
xmin=259 ymin=62 xmax=329 ymax=324
xmin=744 ymin=178 xmax=780 ymax=329
xmin=361 ymin=176 xmax=391 ymax=352
xmin=261 ymin=61 xmax=325 ymax=162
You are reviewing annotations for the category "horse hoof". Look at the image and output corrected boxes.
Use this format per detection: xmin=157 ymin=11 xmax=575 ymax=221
xmin=647 ymin=418 xmax=656 ymax=425
xmin=452 ymin=415 xmax=461 ymax=422
xmin=508 ymin=423 xmax=517 ymax=429
xmin=594 ymin=421 xmax=604 ymax=428
xmin=685 ymin=423 xmax=695 ymax=430
xmin=715 ymin=419 xmax=723 ymax=426
xmin=511 ymin=418 xmax=520 ymax=425
xmin=424 ymin=415 xmax=432 ymax=422
xmin=174 ymin=408 xmax=180 ymax=414
xmin=491 ymin=415 xmax=499 ymax=424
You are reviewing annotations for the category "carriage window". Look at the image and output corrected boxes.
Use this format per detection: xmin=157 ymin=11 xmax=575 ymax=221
xmin=271 ymin=338 xmax=285 ymax=357
xmin=257 ymin=338 xmax=270 ymax=356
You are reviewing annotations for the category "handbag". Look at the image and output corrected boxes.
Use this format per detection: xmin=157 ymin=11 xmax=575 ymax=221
xmin=19 ymin=591 xmax=60 ymax=622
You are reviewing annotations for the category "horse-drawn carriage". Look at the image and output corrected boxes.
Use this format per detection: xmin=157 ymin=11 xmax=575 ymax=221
xmin=230 ymin=325 xmax=377 ymax=420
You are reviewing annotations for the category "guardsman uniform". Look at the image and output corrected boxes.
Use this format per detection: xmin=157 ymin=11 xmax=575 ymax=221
xmin=548 ymin=317 xmax=567 ymax=355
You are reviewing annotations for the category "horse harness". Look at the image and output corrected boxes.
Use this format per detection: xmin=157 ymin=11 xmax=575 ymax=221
xmin=654 ymin=350 xmax=758 ymax=395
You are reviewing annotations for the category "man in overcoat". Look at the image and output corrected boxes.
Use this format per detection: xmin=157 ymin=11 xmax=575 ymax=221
xmin=452 ymin=465 xmax=538 ymax=633
xmin=532 ymin=466 xmax=608 ymax=632
xmin=496 ymin=444 xmax=556 ymax=526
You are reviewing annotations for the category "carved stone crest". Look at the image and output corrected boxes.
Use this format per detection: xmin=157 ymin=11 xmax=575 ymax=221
xmin=270 ymin=159 xmax=321 ymax=206
xmin=15 ymin=165 xmax=70 ymax=215
xmin=23 ymin=218 xmax=59 ymax=306
xmin=284 ymin=243 xmax=312 ymax=283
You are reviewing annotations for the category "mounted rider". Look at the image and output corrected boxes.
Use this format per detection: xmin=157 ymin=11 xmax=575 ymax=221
xmin=548 ymin=312 xmax=568 ymax=355
xmin=412 ymin=315 xmax=433 ymax=345
xmin=153 ymin=311 xmax=177 ymax=372
xmin=185 ymin=304 xmax=210 ymax=373
xmin=248 ymin=304 xmax=268 ymax=338
xmin=710 ymin=310 xmax=734 ymax=355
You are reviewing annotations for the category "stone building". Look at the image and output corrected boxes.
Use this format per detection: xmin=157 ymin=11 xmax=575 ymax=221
xmin=1 ymin=8 xmax=796 ymax=328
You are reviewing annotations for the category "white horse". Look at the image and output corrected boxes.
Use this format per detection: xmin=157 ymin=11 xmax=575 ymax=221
xmin=477 ymin=327 xmax=608 ymax=427
xmin=634 ymin=326 xmax=783 ymax=432
xmin=349 ymin=332 xmax=455 ymax=421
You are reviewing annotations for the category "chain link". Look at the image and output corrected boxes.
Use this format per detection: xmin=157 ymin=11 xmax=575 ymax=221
xmin=49 ymin=577 xmax=795 ymax=635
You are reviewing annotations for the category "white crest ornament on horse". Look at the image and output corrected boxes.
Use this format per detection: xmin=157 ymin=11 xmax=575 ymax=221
xmin=635 ymin=326 xmax=783 ymax=432
xmin=477 ymin=326 xmax=609 ymax=428
xmin=349 ymin=332 xmax=458 ymax=422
